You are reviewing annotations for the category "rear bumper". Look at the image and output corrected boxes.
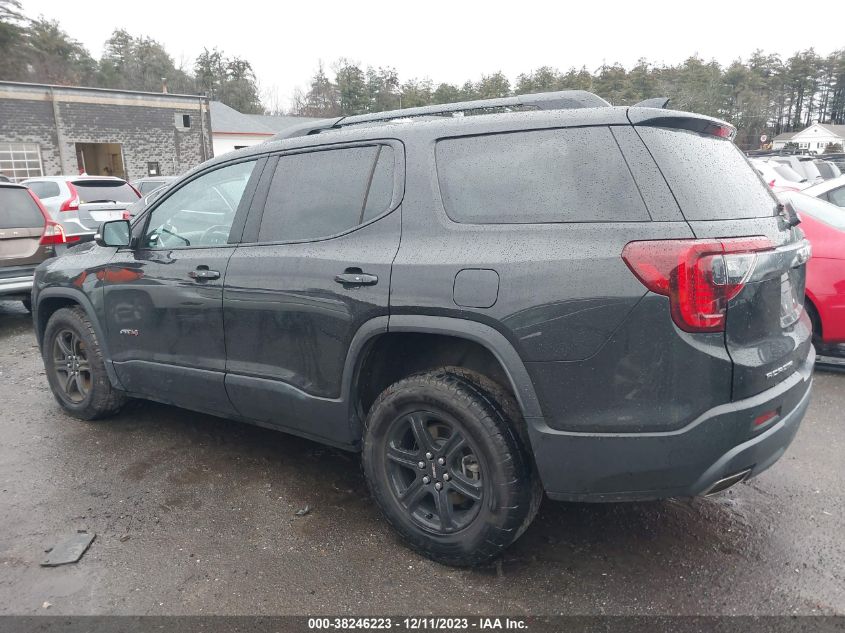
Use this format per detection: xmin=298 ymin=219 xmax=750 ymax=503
xmin=0 ymin=275 xmax=34 ymax=297
xmin=530 ymin=346 xmax=815 ymax=501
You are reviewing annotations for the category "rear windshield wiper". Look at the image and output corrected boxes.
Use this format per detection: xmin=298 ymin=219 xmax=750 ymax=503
xmin=83 ymin=199 xmax=118 ymax=204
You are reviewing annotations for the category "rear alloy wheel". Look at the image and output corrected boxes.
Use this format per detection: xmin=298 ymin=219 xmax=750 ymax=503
xmin=384 ymin=410 xmax=484 ymax=534
xmin=43 ymin=306 xmax=126 ymax=420
xmin=363 ymin=369 xmax=540 ymax=566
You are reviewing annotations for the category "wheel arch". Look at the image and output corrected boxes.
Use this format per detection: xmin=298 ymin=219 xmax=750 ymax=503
xmin=344 ymin=315 xmax=544 ymax=434
xmin=35 ymin=287 xmax=123 ymax=389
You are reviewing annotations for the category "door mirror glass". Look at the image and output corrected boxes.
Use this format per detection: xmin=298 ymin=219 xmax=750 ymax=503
xmin=96 ymin=219 xmax=131 ymax=247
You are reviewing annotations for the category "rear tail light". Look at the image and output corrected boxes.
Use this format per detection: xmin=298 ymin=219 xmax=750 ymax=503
xmin=27 ymin=188 xmax=67 ymax=246
xmin=39 ymin=221 xmax=67 ymax=245
xmin=59 ymin=182 xmax=80 ymax=212
xmin=129 ymin=184 xmax=142 ymax=198
xmin=622 ymin=237 xmax=774 ymax=333
xmin=122 ymin=211 xmax=131 ymax=220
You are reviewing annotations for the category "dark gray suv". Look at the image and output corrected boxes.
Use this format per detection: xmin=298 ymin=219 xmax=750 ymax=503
xmin=31 ymin=91 xmax=814 ymax=566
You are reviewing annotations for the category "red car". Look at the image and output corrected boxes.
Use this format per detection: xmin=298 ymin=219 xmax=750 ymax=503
xmin=781 ymin=192 xmax=845 ymax=349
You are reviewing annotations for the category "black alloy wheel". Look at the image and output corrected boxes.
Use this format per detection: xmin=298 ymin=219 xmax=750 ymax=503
xmin=385 ymin=409 xmax=484 ymax=534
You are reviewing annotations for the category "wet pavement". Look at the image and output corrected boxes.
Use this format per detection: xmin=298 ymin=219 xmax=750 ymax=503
xmin=0 ymin=299 xmax=843 ymax=615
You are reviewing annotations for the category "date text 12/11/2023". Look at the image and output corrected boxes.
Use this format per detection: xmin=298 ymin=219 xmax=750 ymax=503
xmin=307 ymin=617 xmax=528 ymax=630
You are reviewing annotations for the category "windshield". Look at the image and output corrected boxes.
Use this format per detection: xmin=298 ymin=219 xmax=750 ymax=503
xmin=798 ymin=160 xmax=823 ymax=181
xmin=772 ymin=163 xmax=805 ymax=183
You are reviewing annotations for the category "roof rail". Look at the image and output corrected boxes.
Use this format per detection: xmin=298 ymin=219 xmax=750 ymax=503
xmin=271 ymin=90 xmax=610 ymax=141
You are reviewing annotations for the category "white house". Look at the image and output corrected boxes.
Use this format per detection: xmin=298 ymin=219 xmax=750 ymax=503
xmin=209 ymin=101 xmax=320 ymax=156
xmin=772 ymin=123 xmax=845 ymax=153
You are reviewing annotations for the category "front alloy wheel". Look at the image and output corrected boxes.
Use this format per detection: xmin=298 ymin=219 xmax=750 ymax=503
xmin=51 ymin=329 xmax=92 ymax=403
xmin=42 ymin=306 xmax=126 ymax=420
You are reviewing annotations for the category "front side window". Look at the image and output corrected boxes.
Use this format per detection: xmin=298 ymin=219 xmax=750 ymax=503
xmin=258 ymin=145 xmax=394 ymax=243
xmin=143 ymin=160 xmax=257 ymax=248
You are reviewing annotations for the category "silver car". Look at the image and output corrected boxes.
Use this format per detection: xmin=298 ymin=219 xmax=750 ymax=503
xmin=22 ymin=176 xmax=140 ymax=239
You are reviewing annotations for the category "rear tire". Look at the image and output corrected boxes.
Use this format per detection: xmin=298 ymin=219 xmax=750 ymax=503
xmin=42 ymin=306 xmax=126 ymax=420
xmin=362 ymin=369 xmax=541 ymax=567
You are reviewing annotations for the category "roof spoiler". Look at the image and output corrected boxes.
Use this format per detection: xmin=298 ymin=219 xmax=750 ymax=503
xmin=632 ymin=97 xmax=670 ymax=109
xmin=271 ymin=90 xmax=611 ymax=140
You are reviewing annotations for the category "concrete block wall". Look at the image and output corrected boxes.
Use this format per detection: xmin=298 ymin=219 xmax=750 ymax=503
xmin=0 ymin=82 xmax=212 ymax=182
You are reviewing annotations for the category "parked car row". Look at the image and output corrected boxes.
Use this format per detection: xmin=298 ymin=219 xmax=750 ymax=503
xmin=749 ymin=154 xmax=841 ymax=191
xmin=2 ymin=174 xmax=179 ymax=312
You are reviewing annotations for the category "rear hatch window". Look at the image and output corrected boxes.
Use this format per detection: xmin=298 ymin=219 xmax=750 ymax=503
xmin=71 ymin=180 xmax=139 ymax=204
xmin=0 ymin=187 xmax=44 ymax=229
xmin=635 ymin=126 xmax=778 ymax=221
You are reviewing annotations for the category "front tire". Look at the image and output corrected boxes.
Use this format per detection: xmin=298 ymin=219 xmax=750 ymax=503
xmin=362 ymin=369 xmax=540 ymax=566
xmin=42 ymin=306 xmax=126 ymax=420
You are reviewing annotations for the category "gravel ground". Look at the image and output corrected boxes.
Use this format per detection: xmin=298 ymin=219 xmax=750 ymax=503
xmin=0 ymin=299 xmax=843 ymax=616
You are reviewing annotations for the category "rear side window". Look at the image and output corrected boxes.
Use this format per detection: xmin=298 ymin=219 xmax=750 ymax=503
xmin=637 ymin=127 xmax=777 ymax=220
xmin=0 ymin=187 xmax=44 ymax=229
xmin=71 ymin=180 xmax=140 ymax=204
xmin=259 ymin=145 xmax=394 ymax=242
xmin=27 ymin=181 xmax=60 ymax=199
xmin=436 ymin=127 xmax=649 ymax=224
xmin=138 ymin=180 xmax=164 ymax=195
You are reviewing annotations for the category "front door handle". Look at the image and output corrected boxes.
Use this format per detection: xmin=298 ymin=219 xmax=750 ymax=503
xmin=334 ymin=269 xmax=378 ymax=286
xmin=188 ymin=266 xmax=220 ymax=281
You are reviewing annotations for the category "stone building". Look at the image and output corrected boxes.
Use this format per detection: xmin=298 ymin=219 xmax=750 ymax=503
xmin=0 ymin=80 xmax=212 ymax=182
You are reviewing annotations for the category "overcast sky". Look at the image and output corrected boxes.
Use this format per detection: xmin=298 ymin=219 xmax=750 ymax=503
xmin=22 ymin=0 xmax=845 ymax=107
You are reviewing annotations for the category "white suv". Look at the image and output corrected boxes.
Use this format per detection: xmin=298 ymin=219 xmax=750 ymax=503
xmin=23 ymin=176 xmax=140 ymax=239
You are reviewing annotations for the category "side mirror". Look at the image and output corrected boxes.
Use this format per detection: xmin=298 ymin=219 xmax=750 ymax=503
xmin=95 ymin=219 xmax=131 ymax=247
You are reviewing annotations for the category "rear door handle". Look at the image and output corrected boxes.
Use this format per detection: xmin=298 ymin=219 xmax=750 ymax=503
xmin=188 ymin=266 xmax=220 ymax=281
xmin=334 ymin=269 xmax=378 ymax=286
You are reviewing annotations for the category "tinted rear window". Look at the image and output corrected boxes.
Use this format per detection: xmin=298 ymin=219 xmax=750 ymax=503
xmin=259 ymin=145 xmax=394 ymax=242
xmin=637 ymin=126 xmax=777 ymax=221
xmin=436 ymin=127 xmax=648 ymax=224
xmin=71 ymin=181 xmax=140 ymax=204
xmin=0 ymin=187 xmax=44 ymax=229
xmin=27 ymin=181 xmax=60 ymax=199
